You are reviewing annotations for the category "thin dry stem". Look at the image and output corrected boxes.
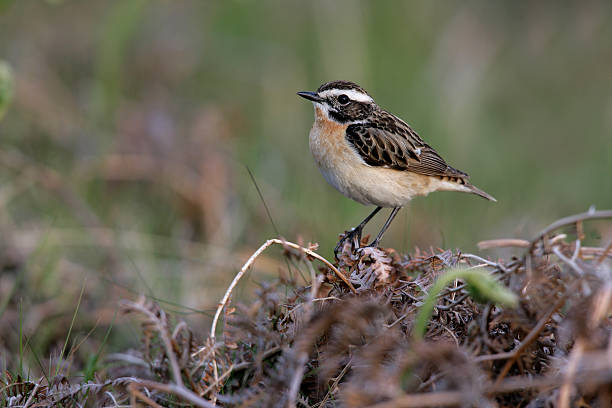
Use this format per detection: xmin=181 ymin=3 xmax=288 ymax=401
xmin=208 ymin=238 xmax=354 ymax=345
xmin=128 ymin=383 xmax=165 ymax=408
xmin=366 ymin=391 xmax=469 ymax=408
xmin=534 ymin=209 xmax=612 ymax=242
xmin=121 ymin=299 xmax=184 ymax=388
xmin=478 ymin=239 xmax=530 ymax=249
xmin=22 ymin=377 xmax=43 ymax=408
xmin=318 ymin=358 xmax=353 ymax=407
xmin=596 ymin=239 xmax=612 ymax=265
xmin=288 ymin=262 xmax=323 ymax=408
xmin=494 ymin=279 xmax=581 ymax=385
xmin=129 ymin=379 xmax=218 ymax=408
xmin=200 ymin=238 xmax=352 ymax=399
xmin=558 ymin=338 xmax=585 ymax=408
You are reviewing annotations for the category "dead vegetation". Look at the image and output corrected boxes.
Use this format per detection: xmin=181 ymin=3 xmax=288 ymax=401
xmin=3 ymin=209 xmax=612 ymax=407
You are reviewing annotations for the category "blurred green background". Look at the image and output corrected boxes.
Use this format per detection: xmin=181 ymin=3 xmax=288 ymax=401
xmin=1 ymin=0 xmax=611 ymax=375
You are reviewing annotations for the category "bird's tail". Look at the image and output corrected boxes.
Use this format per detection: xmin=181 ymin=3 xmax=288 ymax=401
xmin=465 ymin=183 xmax=497 ymax=202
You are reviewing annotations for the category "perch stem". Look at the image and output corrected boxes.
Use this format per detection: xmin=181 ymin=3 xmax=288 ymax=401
xmin=203 ymin=238 xmax=355 ymax=394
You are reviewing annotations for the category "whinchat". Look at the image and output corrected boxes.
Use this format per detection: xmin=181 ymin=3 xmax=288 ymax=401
xmin=298 ymin=80 xmax=496 ymax=256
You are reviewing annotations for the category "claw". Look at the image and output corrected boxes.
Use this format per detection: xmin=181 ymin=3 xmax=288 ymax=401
xmin=355 ymin=238 xmax=381 ymax=255
xmin=333 ymin=207 xmax=386 ymax=260
xmin=364 ymin=238 xmax=380 ymax=249
xmin=334 ymin=227 xmax=362 ymax=259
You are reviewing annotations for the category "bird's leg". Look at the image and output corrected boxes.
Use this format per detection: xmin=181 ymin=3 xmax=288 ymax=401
xmin=366 ymin=207 xmax=401 ymax=248
xmin=334 ymin=206 xmax=382 ymax=258
xmin=352 ymin=206 xmax=383 ymax=243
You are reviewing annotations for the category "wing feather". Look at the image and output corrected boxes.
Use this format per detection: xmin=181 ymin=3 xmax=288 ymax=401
xmin=346 ymin=114 xmax=468 ymax=179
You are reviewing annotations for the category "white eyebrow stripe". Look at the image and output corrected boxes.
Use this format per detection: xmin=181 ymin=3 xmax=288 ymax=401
xmin=319 ymin=89 xmax=373 ymax=103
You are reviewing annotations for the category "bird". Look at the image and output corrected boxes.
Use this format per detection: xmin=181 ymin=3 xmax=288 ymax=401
xmin=297 ymin=80 xmax=496 ymax=257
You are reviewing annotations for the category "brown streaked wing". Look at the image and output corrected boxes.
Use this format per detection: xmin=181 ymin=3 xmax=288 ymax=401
xmin=345 ymin=122 xmax=469 ymax=179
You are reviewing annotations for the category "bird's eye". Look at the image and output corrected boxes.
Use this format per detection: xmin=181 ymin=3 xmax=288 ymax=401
xmin=338 ymin=94 xmax=350 ymax=104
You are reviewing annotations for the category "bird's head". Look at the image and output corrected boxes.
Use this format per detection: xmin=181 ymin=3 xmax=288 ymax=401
xmin=298 ymin=80 xmax=375 ymax=124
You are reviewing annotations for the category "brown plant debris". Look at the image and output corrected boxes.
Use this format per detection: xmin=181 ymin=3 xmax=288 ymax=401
xmin=4 ymin=210 xmax=612 ymax=407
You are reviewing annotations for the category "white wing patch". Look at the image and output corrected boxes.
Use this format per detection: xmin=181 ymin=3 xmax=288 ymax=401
xmin=319 ymin=88 xmax=373 ymax=103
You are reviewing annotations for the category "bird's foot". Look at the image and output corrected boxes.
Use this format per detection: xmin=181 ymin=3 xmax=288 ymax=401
xmin=334 ymin=227 xmax=362 ymax=260
xmin=355 ymin=239 xmax=381 ymax=254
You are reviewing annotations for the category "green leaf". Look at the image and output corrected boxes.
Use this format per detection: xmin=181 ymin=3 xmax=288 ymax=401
xmin=464 ymin=271 xmax=518 ymax=306
xmin=413 ymin=267 xmax=517 ymax=340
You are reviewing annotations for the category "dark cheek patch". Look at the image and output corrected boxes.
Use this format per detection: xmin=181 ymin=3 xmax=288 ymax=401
xmin=329 ymin=109 xmax=350 ymax=123
xmin=330 ymin=103 xmax=373 ymax=123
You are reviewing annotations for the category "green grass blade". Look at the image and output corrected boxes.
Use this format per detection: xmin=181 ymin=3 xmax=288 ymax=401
xmin=55 ymin=279 xmax=87 ymax=376
xmin=413 ymin=267 xmax=517 ymax=341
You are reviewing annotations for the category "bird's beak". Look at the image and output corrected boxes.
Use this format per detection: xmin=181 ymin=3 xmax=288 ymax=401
xmin=297 ymin=91 xmax=324 ymax=103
